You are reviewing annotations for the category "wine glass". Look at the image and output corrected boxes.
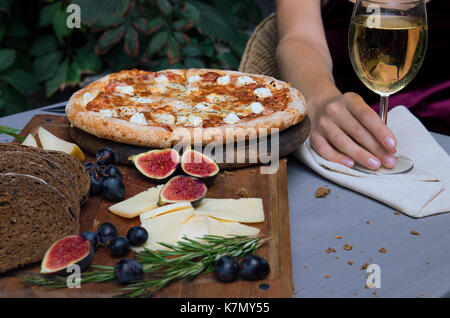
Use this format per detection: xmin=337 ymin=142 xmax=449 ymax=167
xmin=348 ymin=0 xmax=428 ymax=174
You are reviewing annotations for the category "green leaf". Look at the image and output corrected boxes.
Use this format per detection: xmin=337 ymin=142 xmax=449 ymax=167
xmin=74 ymin=47 xmax=102 ymax=73
xmin=133 ymin=18 xmax=148 ymax=34
xmin=182 ymin=3 xmax=200 ymax=24
xmin=32 ymin=51 xmax=63 ymax=82
xmin=182 ymin=45 xmax=202 ymax=57
xmin=0 ymin=49 xmax=16 ymax=72
xmin=5 ymin=19 xmax=29 ymax=37
xmin=91 ymin=15 xmax=126 ymax=29
xmin=173 ymin=19 xmax=188 ymax=30
xmin=124 ymin=27 xmax=139 ymax=57
xmin=0 ymin=125 xmax=24 ymax=142
xmin=45 ymin=58 xmax=68 ymax=97
xmin=167 ymin=35 xmax=180 ymax=64
xmin=66 ymin=60 xmax=81 ymax=85
xmin=147 ymin=17 xmax=166 ymax=32
xmin=38 ymin=2 xmax=61 ymax=28
xmin=53 ymin=10 xmax=73 ymax=44
xmin=1 ymin=70 xmax=38 ymax=95
xmin=184 ymin=57 xmax=205 ymax=68
xmin=173 ymin=31 xmax=187 ymax=46
xmin=74 ymin=0 xmax=130 ymax=25
xmin=217 ymin=51 xmax=239 ymax=70
xmin=95 ymin=24 xmax=126 ymax=55
xmin=30 ymin=35 xmax=60 ymax=56
xmin=0 ymin=83 xmax=27 ymax=117
xmin=156 ymin=0 xmax=171 ymax=15
xmin=147 ymin=30 xmax=168 ymax=56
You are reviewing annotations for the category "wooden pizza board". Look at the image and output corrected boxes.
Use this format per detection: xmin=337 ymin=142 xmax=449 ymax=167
xmin=0 ymin=115 xmax=294 ymax=298
xmin=70 ymin=116 xmax=310 ymax=170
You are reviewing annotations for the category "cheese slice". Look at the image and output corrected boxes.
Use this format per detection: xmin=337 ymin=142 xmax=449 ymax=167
xmin=22 ymin=134 xmax=38 ymax=147
xmin=108 ymin=185 xmax=163 ymax=218
xmin=178 ymin=215 xmax=209 ymax=241
xmin=140 ymin=202 xmax=193 ymax=223
xmin=141 ymin=208 xmax=194 ymax=250
xmin=206 ymin=217 xmax=260 ymax=237
xmin=195 ymin=198 xmax=264 ymax=223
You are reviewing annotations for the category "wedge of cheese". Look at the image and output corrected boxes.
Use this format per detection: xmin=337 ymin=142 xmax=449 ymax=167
xmin=109 ymin=185 xmax=163 ymax=218
xmin=141 ymin=208 xmax=194 ymax=250
xmin=22 ymin=134 xmax=38 ymax=147
xmin=178 ymin=215 xmax=209 ymax=241
xmin=140 ymin=202 xmax=193 ymax=223
xmin=195 ymin=198 xmax=265 ymax=223
xmin=207 ymin=217 xmax=260 ymax=237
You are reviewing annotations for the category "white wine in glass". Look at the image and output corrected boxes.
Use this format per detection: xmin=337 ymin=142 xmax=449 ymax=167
xmin=348 ymin=0 xmax=428 ymax=174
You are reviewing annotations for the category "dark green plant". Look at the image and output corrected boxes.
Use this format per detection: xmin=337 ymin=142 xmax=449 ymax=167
xmin=0 ymin=0 xmax=262 ymax=117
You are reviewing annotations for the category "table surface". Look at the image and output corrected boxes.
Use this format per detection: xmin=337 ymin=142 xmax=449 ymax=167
xmin=1 ymin=104 xmax=449 ymax=298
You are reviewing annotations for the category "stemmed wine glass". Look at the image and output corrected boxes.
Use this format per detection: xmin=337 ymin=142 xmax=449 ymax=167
xmin=348 ymin=0 xmax=428 ymax=174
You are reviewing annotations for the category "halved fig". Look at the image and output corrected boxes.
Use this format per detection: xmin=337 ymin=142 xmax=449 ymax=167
xmin=181 ymin=148 xmax=219 ymax=185
xmin=159 ymin=175 xmax=207 ymax=207
xmin=130 ymin=149 xmax=180 ymax=183
xmin=41 ymin=235 xmax=94 ymax=275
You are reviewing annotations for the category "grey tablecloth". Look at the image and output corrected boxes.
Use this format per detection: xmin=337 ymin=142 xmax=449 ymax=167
xmin=1 ymin=105 xmax=449 ymax=298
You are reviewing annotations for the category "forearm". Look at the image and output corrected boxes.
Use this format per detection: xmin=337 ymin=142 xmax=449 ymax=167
xmin=276 ymin=38 xmax=341 ymax=114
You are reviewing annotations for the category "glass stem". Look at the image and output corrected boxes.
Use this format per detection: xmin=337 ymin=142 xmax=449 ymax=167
xmin=379 ymin=95 xmax=389 ymax=124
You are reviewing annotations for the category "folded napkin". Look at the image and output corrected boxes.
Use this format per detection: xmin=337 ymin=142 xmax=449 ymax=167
xmin=293 ymin=106 xmax=450 ymax=218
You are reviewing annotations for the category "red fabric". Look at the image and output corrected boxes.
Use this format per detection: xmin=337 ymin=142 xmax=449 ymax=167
xmin=322 ymin=0 xmax=450 ymax=135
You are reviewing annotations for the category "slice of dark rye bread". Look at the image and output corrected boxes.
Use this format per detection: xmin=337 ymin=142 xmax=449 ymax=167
xmin=0 ymin=143 xmax=90 ymax=203
xmin=0 ymin=157 xmax=80 ymax=218
xmin=0 ymin=173 xmax=79 ymax=273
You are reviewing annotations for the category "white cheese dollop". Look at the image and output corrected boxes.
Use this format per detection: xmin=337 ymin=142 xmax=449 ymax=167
xmin=115 ymin=85 xmax=134 ymax=95
xmin=82 ymin=92 xmax=94 ymax=106
xmin=223 ymin=112 xmax=240 ymax=125
xmin=129 ymin=112 xmax=147 ymax=124
xmin=254 ymin=87 xmax=272 ymax=98
xmin=177 ymin=115 xmax=203 ymax=127
xmin=188 ymin=75 xmax=201 ymax=83
xmin=195 ymin=102 xmax=211 ymax=111
xmin=217 ymin=75 xmax=230 ymax=85
xmin=249 ymin=102 xmax=265 ymax=114
xmin=152 ymin=113 xmax=175 ymax=126
xmin=98 ymin=109 xmax=117 ymax=117
xmin=132 ymin=96 xmax=154 ymax=104
xmin=237 ymin=76 xmax=256 ymax=85
xmin=154 ymin=74 xmax=169 ymax=84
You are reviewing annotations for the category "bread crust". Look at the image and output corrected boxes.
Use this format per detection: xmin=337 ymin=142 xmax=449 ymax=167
xmin=66 ymin=69 xmax=306 ymax=148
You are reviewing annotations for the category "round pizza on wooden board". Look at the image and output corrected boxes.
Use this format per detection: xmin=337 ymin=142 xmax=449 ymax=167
xmin=66 ymin=69 xmax=306 ymax=148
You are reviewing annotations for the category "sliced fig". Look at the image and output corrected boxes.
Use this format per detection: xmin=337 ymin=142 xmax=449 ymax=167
xmin=181 ymin=148 xmax=219 ymax=185
xmin=159 ymin=175 xmax=207 ymax=207
xmin=130 ymin=149 xmax=180 ymax=183
xmin=41 ymin=235 xmax=94 ymax=275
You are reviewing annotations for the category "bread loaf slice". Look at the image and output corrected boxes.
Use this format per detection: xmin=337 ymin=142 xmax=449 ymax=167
xmin=0 ymin=157 xmax=80 ymax=220
xmin=0 ymin=173 xmax=79 ymax=273
xmin=0 ymin=144 xmax=90 ymax=203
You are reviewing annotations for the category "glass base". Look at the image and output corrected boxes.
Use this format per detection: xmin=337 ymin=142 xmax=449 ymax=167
xmin=353 ymin=155 xmax=414 ymax=175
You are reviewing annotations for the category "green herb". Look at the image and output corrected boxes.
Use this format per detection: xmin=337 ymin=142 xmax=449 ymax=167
xmin=24 ymin=235 xmax=266 ymax=298
xmin=0 ymin=125 xmax=24 ymax=142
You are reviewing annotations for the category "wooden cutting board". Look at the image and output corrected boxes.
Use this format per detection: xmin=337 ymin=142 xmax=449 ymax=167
xmin=0 ymin=115 xmax=293 ymax=298
xmin=70 ymin=116 xmax=311 ymax=170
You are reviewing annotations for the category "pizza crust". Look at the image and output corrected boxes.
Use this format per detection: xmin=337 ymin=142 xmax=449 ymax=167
xmin=66 ymin=69 xmax=306 ymax=148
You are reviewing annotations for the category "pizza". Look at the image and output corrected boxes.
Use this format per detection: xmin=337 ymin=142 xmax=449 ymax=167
xmin=66 ymin=69 xmax=306 ymax=148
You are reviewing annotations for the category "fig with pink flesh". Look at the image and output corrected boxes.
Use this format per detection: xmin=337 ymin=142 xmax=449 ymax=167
xmin=181 ymin=148 xmax=219 ymax=185
xmin=130 ymin=149 xmax=180 ymax=183
xmin=41 ymin=235 xmax=94 ymax=275
xmin=159 ymin=175 xmax=207 ymax=207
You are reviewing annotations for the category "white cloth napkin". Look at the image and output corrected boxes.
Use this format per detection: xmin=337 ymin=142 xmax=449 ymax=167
xmin=293 ymin=106 xmax=450 ymax=218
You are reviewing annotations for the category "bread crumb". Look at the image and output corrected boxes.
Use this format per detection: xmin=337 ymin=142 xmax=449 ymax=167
xmin=343 ymin=244 xmax=353 ymax=251
xmin=334 ymin=256 xmax=339 ymax=259
xmin=325 ymin=247 xmax=337 ymax=254
xmin=237 ymin=187 xmax=248 ymax=198
xmin=315 ymin=186 xmax=331 ymax=198
xmin=348 ymin=261 xmax=354 ymax=265
xmin=410 ymin=230 xmax=421 ymax=236
xmin=393 ymin=211 xmax=401 ymax=215
xmin=420 ymin=293 xmax=425 ymax=297
xmin=224 ymin=170 xmax=234 ymax=176
xmin=379 ymin=247 xmax=387 ymax=253
xmin=323 ymin=274 xmax=330 ymax=279
xmin=306 ymin=187 xmax=310 ymax=191
xmin=334 ymin=235 xmax=343 ymax=239
xmin=426 ymin=262 xmax=430 ymax=265
xmin=366 ymin=221 xmax=371 ymax=224
xmin=360 ymin=263 xmax=369 ymax=270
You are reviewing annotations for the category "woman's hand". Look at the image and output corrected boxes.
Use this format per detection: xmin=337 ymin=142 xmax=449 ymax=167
xmin=308 ymin=92 xmax=397 ymax=170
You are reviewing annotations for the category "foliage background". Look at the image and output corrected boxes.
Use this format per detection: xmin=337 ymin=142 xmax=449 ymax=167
xmin=0 ymin=0 xmax=263 ymax=117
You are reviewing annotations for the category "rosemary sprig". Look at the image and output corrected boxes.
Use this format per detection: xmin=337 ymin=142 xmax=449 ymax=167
xmin=24 ymin=235 xmax=267 ymax=298
xmin=0 ymin=125 xmax=24 ymax=142
xmin=121 ymin=235 xmax=266 ymax=297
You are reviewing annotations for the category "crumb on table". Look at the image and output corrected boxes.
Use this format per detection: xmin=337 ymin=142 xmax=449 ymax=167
xmin=410 ymin=230 xmax=421 ymax=236
xmin=237 ymin=187 xmax=248 ymax=198
xmin=325 ymin=247 xmax=337 ymax=254
xmin=343 ymin=244 xmax=353 ymax=251
xmin=360 ymin=263 xmax=369 ymax=270
xmin=379 ymin=247 xmax=387 ymax=253
xmin=315 ymin=186 xmax=331 ymax=198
